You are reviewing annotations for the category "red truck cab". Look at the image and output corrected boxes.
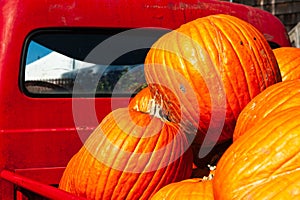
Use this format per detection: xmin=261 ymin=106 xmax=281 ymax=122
xmin=0 ymin=0 xmax=290 ymax=199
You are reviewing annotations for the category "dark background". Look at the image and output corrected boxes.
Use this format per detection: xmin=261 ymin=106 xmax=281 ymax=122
xmin=224 ymin=0 xmax=300 ymax=32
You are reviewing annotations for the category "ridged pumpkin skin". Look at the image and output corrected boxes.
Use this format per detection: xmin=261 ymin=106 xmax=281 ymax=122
xmin=128 ymin=87 xmax=154 ymax=113
xmin=59 ymin=108 xmax=193 ymax=200
xmin=151 ymin=178 xmax=214 ymax=200
xmin=273 ymin=47 xmax=300 ymax=81
xmin=233 ymin=80 xmax=300 ymax=141
xmin=144 ymin=14 xmax=281 ymax=147
xmin=213 ymin=108 xmax=300 ymax=199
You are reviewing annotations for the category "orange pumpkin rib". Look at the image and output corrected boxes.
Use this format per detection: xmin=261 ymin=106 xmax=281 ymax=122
xmin=199 ymin=20 xmax=240 ymax=136
xmin=129 ymin=123 xmax=189 ymax=199
xmin=236 ymin=17 xmax=280 ymax=88
xmin=198 ymin=17 xmax=245 ymax=113
xmin=210 ymin=16 xmax=258 ymax=103
xmin=145 ymin=14 xmax=280 ymax=149
xmin=175 ymin=23 xmax=217 ymax=123
xmin=220 ymin=14 xmax=280 ymax=97
xmin=59 ymin=108 xmax=193 ymax=200
xmin=238 ymin=170 xmax=300 ymax=199
xmin=151 ymin=178 xmax=214 ymax=200
xmin=214 ymin=15 xmax=279 ymax=97
xmin=147 ymin=150 xmax=194 ymax=199
xmin=273 ymin=47 xmax=300 ymax=81
xmin=214 ymin=107 xmax=300 ymax=200
xmin=233 ymin=79 xmax=300 ymax=141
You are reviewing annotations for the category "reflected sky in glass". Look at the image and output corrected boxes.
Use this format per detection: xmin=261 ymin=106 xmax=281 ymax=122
xmin=26 ymin=41 xmax=52 ymax=64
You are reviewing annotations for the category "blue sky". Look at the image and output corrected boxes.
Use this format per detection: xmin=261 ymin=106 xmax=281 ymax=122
xmin=26 ymin=42 xmax=52 ymax=64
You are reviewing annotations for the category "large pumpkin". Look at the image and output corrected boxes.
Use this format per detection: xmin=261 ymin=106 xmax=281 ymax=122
xmin=233 ymin=79 xmax=300 ymax=141
xmin=151 ymin=178 xmax=214 ymax=200
xmin=144 ymin=14 xmax=281 ymax=151
xmin=59 ymin=108 xmax=193 ymax=199
xmin=213 ymin=108 xmax=300 ymax=199
xmin=273 ymin=47 xmax=300 ymax=81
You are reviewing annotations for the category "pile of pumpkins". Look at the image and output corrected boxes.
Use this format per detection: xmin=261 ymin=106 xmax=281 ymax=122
xmin=59 ymin=14 xmax=300 ymax=199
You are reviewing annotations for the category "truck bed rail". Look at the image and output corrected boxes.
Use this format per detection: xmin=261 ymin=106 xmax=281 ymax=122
xmin=0 ymin=170 xmax=86 ymax=200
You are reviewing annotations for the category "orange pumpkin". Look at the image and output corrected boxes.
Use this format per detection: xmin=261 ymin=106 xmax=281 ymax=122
xmin=151 ymin=178 xmax=214 ymax=200
xmin=144 ymin=14 xmax=281 ymax=149
xmin=273 ymin=47 xmax=300 ymax=81
xmin=59 ymin=108 xmax=193 ymax=200
xmin=233 ymin=79 xmax=300 ymax=141
xmin=213 ymin=108 xmax=300 ymax=199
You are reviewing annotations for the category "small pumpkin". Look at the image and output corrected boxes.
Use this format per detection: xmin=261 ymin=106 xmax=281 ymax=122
xmin=144 ymin=14 xmax=281 ymax=150
xmin=151 ymin=178 xmax=214 ymax=200
xmin=273 ymin=47 xmax=300 ymax=81
xmin=59 ymin=108 xmax=193 ymax=200
xmin=233 ymin=79 xmax=300 ymax=141
xmin=213 ymin=108 xmax=300 ymax=199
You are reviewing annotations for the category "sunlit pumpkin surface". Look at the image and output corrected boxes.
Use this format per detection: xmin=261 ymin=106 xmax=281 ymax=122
xmin=214 ymin=108 xmax=300 ymax=199
xmin=273 ymin=47 xmax=300 ymax=81
xmin=151 ymin=178 xmax=214 ymax=200
xmin=144 ymin=14 xmax=281 ymax=150
xmin=233 ymin=80 xmax=300 ymax=141
xmin=214 ymin=81 xmax=300 ymax=199
xmin=59 ymin=108 xmax=193 ymax=199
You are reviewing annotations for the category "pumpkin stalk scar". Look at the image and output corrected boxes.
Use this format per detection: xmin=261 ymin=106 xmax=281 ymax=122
xmin=148 ymin=98 xmax=170 ymax=122
xmin=147 ymin=89 xmax=172 ymax=122
xmin=179 ymin=84 xmax=186 ymax=93
xmin=208 ymin=164 xmax=216 ymax=171
xmin=202 ymin=165 xmax=216 ymax=180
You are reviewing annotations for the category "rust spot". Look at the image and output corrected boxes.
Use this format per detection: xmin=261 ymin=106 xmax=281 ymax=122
xmin=240 ymin=41 xmax=243 ymax=45
xmin=153 ymin=14 xmax=164 ymax=20
xmin=263 ymin=33 xmax=274 ymax=41
xmin=145 ymin=2 xmax=207 ymax=11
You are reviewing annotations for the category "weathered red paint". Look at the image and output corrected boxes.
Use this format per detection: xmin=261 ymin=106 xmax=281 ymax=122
xmin=0 ymin=0 xmax=290 ymax=199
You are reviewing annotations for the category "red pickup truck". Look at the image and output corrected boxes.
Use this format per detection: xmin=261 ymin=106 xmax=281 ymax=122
xmin=0 ymin=0 xmax=290 ymax=199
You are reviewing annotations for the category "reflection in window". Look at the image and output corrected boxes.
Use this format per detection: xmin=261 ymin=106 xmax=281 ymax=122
xmin=25 ymin=47 xmax=146 ymax=96
xmin=26 ymin=41 xmax=52 ymax=65
xmin=23 ymin=29 xmax=168 ymax=97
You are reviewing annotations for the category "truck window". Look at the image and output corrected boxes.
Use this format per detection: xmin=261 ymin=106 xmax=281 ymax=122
xmin=22 ymin=28 xmax=169 ymax=97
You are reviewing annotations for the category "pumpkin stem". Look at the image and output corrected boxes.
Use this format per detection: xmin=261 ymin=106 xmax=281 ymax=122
xmin=202 ymin=165 xmax=216 ymax=180
xmin=148 ymin=99 xmax=169 ymax=122
xmin=208 ymin=164 xmax=216 ymax=171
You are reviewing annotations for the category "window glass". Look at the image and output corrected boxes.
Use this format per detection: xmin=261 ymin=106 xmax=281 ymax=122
xmin=22 ymin=29 xmax=168 ymax=97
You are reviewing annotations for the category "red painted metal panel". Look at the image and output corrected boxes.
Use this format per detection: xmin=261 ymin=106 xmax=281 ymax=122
xmin=14 ymin=167 xmax=66 ymax=185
